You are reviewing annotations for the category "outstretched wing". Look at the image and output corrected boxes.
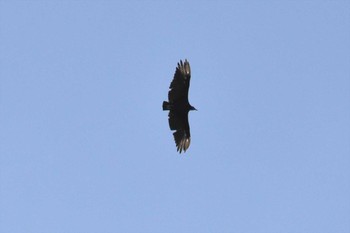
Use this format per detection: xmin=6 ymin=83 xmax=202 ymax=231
xmin=168 ymin=59 xmax=191 ymax=103
xmin=168 ymin=111 xmax=191 ymax=153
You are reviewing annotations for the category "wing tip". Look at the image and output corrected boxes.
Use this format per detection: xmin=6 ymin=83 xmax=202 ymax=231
xmin=177 ymin=137 xmax=191 ymax=154
xmin=177 ymin=59 xmax=191 ymax=77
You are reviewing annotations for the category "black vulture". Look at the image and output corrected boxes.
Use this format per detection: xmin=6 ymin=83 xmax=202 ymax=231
xmin=162 ymin=59 xmax=196 ymax=153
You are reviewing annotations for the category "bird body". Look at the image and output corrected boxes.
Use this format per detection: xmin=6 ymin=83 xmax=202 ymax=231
xmin=162 ymin=59 xmax=196 ymax=153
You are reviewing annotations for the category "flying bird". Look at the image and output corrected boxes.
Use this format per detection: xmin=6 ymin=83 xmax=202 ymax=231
xmin=162 ymin=59 xmax=197 ymax=153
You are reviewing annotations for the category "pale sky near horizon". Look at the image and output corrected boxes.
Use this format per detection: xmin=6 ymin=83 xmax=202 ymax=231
xmin=1 ymin=1 xmax=349 ymax=232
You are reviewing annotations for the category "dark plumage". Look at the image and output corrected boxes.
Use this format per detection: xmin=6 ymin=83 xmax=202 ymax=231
xmin=162 ymin=59 xmax=196 ymax=153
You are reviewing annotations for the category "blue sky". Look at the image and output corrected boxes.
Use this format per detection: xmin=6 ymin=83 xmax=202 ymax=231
xmin=1 ymin=1 xmax=349 ymax=232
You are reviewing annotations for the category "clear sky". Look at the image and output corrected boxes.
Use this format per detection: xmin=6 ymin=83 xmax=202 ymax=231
xmin=1 ymin=1 xmax=349 ymax=233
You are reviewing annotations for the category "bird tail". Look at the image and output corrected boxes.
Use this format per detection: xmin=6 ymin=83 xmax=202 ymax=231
xmin=162 ymin=101 xmax=171 ymax=110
